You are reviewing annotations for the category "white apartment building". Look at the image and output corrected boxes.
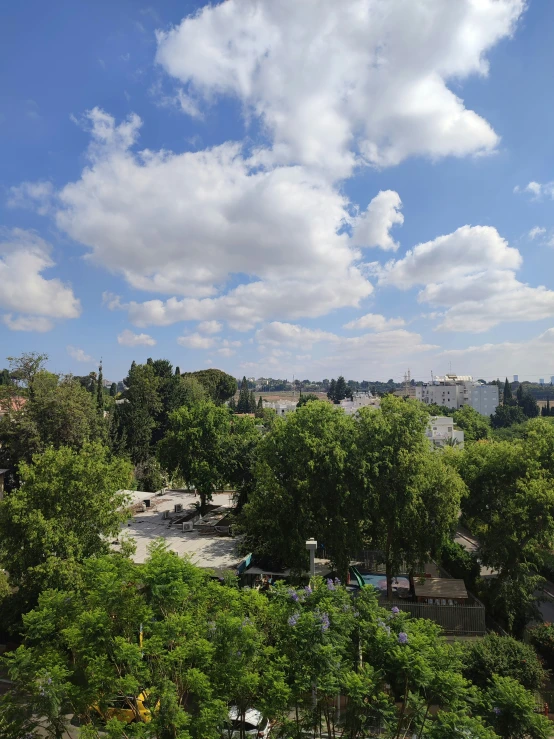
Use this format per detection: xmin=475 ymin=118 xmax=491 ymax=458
xmin=263 ymin=399 xmax=298 ymax=416
xmin=339 ymin=392 xmax=380 ymax=415
xmin=415 ymin=375 xmax=498 ymax=416
xmin=426 ymin=416 xmax=464 ymax=449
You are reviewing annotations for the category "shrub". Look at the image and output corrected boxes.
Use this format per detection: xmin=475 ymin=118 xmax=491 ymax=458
xmin=463 ymin=633 xmax=547 ymax=691
xmin=528 ymin=622 xmax=554 ymax=670
xmin=440 ymin=539 xmax=480 ymax=591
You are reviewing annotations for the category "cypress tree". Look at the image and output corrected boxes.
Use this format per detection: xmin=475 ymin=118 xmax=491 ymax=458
xmin=96 ymin=362 xmax=104 ymax=413
xmin=256 ymin=395 xmax=263 ymax=417
xmin=110 ymin=382 xmax=117 ymax=397
xmin=504 ymin=377 xmax=512 ymax=402
xmin=237 ymin=376 xmax=251 ymax=413
xmin=334 ymin=375 xmax=348 ymax=403
xmin=175 ymin=366 xmax=180 ymax=376
xmin=516 ymin=383 xmax=524 ymax=405
xmin=228 ymin=396 xmax=237 ymax=412
xmin=249 ymin=390 xmax=256 ymax=413
xmin=327 ymin=378 xmax=336 ymax=403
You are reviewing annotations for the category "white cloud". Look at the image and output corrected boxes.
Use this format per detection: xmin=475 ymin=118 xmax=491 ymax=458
xmin=156 ymin=0 xmax=523 ymax=175
xmin=217 ymin=347 xmax=236 ymax=357
xmin=516 ymin=181 xmax=554 ymax=200
xmin=256 ymin=322 xmax=339 ymax=347
xmin=45 ymin=109 xmax=372 ymax=326
xmin=198 ymin=320 xmax=222 ymax=334
xmin=3 ymin=315 xmax=54 ymax=332
xmin=8 ymin=181 xmax=54 ymax=215
xmin=344 ymin=313 xmax=406 ymax=331
xmin=117 ymin=329 xmax=157 ymax=347
xmin=529 ymin=226 xmax=546 ymax=240
xmin=0 ymin=228 xmax=80 ymax=329
xmin=351 ymin=191 xmax=404 ymax=251
xmin=177 ymin=332 xmax=215 ymax=349
xmin=378 ymin=225 xmax=521 ymax=289
xmin=67 ymin=345 xmax=94 ymax=363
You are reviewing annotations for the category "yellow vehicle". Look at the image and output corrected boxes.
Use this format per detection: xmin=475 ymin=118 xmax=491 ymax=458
xmin=93 ymin=692 xmax=153 ymax=724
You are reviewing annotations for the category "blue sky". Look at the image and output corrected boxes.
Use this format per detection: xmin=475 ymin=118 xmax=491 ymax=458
xmin=2 ymin=0 xmax=554 ymax=382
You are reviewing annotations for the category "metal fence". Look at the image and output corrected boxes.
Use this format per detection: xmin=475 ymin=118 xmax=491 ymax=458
xmin=387 ymin=597 xmax=486 ymax=635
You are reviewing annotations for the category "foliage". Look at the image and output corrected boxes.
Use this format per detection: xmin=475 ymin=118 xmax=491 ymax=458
xmin=115 ymin=362 xmax=162 ymax=464
xmin=0 ymin=442 xmax=133 ymax=624
xmin=453 ymin=405 xmax=491 ymax=441
xmin=422 ymin=402 xmax=456 ymax=416
xmin=241 ymin=402 xmax=359 ymax=576
xmin=296 ymin=393 xmax=320 ymax=408
xmin=459 ymin=424 xmax=554 ymax=633
xmin=2 ymin=551 xmax=546 ymax=739
xmin=136 ymin=456 xmax=166 ymax=493
xmin=440 ymin=539 xmax=480 ymax=591
xmin=186 ymin=369 xmax=237 ymax=405
xmin=237 ymin=376 xmax=252 ymax=414
xmin=7 ymin=351 xmax=48 ymax=397
xmin=528 ymin=622 xmax=554 ymax=670
xmin=504 ymin=378 xmax=513 ymax=402
xmin=491 ymin=404 xmax=527 ymax=429
xmin=463 ymin=634 xmax=547 ymax=692
xmin=357 ymin=395 xmax=466 ymax=597
xmin=327 ymin=375 xmax=351 ymax=404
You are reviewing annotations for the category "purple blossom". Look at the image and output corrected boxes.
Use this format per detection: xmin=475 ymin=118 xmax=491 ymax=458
xmin=236 ymin=650 xmax=242 ymax=657
xmin=288 ymin=588 xmax=300 ymax=602
xmin=398 ymin=632 xmax=408 ymax=644
xmin=47 ymin=678 xmax=52 ymax=685
xmin=304 ymin=585 xmax=312 ymax=595
xmin=391 ymin=607 xmax=400 ymax=615
xmin=288 ymin=613 xmax=300 ymax=627
xmin=493 ymin=707 xmax=501 ymax=716
xmin=320 ymin=612 xmax=330 ymax=632
xmin=326 ymin=579 xmax=335 ymax=591
xmin=334 ymin=577 xmax=341 ymax=586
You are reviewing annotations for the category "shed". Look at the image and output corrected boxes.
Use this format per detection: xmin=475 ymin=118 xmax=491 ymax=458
xmin=414 ymin=578 xmax=468 ymax=605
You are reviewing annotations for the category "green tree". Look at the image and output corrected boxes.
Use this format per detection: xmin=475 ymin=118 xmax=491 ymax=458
xmin=490 ymin=404 xmax=526 ymax=429
xmin=158 ymin=401 xmax=237 ymax=512
xmin=249 ymin=390 xmax=257 ymax=413
xmin=463 ymin=634 xmax=547 ymax=692
xmin=0 ymin=442 xmax=132 ymax=623
xmin=114 ymin=361 xmax=161 ymax=463
xmin=228 ymin=395 xmax=237 ymax=412
xmin=109 ymin=381 xmax=117 ymax=397
xmin=241 ymin=402 xmax=360 ymax=577
xmin=517 ymin=387 xmax=540 ymax=419
xmin=327 ymin=378 xmax=336 ymax=402
xmin=333 ymin=375 xmax=348 ymax=403
xmin=503 ymin=377 xmax=512 ymax=403
xmin=486 ymin=675 xmax=551 ymax=739
xmin=256 ymin=394 xmax=264 ymax=417
xmin=186 ymin=369 xmax=237 ymax=405
xmin=237 ymin=376 xmax=251 ymax=414
xmin=459 ymin=428 xmax=554 ymax=633
xmin=7 ymin=352 xmax=48 ymax=399
xmin=296 ymin=393 xmax=319 ymax=408
xmin=181 ymin=374 xmax=208 ymax=407
xmin=453 ymin=405 xmax=491 ymax=441
xmin=357 ymin=396 xmax=465 ymax=598
xmin=0 ymin=368 xmax=12 ymax=385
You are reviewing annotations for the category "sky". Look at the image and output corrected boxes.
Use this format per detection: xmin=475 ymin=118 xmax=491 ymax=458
xmin=3 ymin=0 xmax=554 ymax=383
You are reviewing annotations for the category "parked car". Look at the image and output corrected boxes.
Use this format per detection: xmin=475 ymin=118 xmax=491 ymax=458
xmin=223 ymin=707 xmax=270 ymax=737
xmin=92 ymin=692 xmax=153 ymax=724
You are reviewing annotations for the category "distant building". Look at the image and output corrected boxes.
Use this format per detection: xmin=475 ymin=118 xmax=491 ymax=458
xmin=514 ymin=375 xmax=519 ymax=383
xmin=0 ymin=395 xmax=27 ymax=420
xmin=339 ymin=392 xmax=379 ymax=415
xmin=540 ymin=378 xmax=545 ymax=385
xmin=415 ymin=375 xmax=498 ymax=416
xmin=426 ymin=416 xmax=464 ymax=449
xmin=263 ymin=399 xmax=297 ymax=416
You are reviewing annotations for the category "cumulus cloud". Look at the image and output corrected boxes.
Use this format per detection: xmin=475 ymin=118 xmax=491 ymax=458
xmin=177 ymin=332 xmax=215 ymax=349
xmin=256 ymin=321 xmax=338 ymax=347
xmin=351 ymin=191 xmax=404 ymax=251
xmin=3 ymin=315 xmax=54 ymax=332
xmin=377 ymin=225 xmax=554 ymax=332
xmin=344 ymin=313 xmax=406 ymax=331
xmin=117 ymin=329 xmax=156 ymax=347
xmin=156 ymin=0 xmax=523 ymax=175
xmin=7 ymin=181 xmax=54 ymax=215
xmin=198 ymin=320 xmax=222 ymax=334
xmin=67 ymin=345 xmax=94 ymax=363
xmin=0 ymin=228 xmax=80 ymax=330
xmin=378 ymin=225 xmax=521 ymax=289
xmin=529 ymin=226 xmax=546 ymax=240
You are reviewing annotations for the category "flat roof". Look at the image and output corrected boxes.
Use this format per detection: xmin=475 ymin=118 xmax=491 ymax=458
xmin=118 ymin=490 xmax=241 ymax=571
xmin=414 ymin=578 xmax=468 ymax=599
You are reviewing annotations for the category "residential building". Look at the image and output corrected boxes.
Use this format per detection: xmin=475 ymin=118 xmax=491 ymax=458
xmin=0 ymin=395 xmax=27 ymax=420
xmin=425 ymin=416 xmax=464 ymax=449
xmin=339 ymin=392 xmax=379 ymax=415
xmin=415 ymin=375 xmax=498 ymax=416
xmin=514 ymin=375 xmax=519 ymax=383
xmin=262 ymin=399 xmax=298 ymax=416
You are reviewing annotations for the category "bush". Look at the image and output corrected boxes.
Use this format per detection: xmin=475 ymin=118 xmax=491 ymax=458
xmin=463 ymin=633 xmax=547 ymax=691
xmin=528 ymin=622 xmax=554 ymax=670
xmin=440 ymin=539 xmax=480 ymax=591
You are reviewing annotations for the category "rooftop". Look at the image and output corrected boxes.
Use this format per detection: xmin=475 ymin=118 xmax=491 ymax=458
xmin=118 ymin=490 xmax=242 ymax=572
xmin=413 ymin=578 xmax=468 ymax=600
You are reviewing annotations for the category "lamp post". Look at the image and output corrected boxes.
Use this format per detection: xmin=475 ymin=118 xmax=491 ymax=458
xmin=306 ymin=538 xmax=317 ymax=577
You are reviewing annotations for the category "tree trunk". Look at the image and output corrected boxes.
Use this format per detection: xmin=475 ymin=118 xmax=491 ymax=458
xmin=386 ymin=524 xmax=393 ymax=600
